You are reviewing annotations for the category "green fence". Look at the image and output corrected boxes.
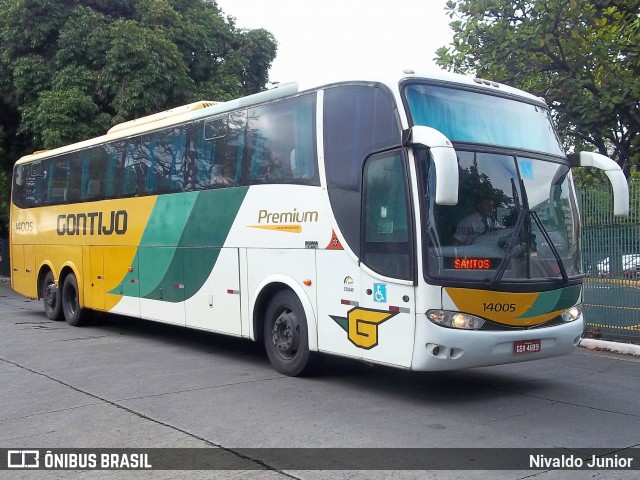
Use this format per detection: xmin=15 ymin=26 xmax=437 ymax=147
xmin=579 ymin=181 xmax=640 ymax=342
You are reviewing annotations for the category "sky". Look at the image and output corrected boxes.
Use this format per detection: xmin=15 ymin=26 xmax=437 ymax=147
xmin=215 ymin=0 xmax=454 ymax=85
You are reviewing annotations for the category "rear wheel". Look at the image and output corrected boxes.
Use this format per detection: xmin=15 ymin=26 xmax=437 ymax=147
xmin=42 ymin=271 xmax=63 ymax=321
xmin=263 ymin=290 xmax=312 ymax=376
xmin=61 ymin=273 xmax=87 ymax=326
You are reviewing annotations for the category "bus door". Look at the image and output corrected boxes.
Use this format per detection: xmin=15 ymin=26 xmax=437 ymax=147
xmin=358 ymin=149 xmax=416 ymax=368
xmin=316 ymin=255 xmax=415 ymax=368
xmin=317 ymin=149 xmax=416 ymax=367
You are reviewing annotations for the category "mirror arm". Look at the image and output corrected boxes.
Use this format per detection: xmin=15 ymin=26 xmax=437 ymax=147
xmin=570 ymin=151 xmax=629 ymax=216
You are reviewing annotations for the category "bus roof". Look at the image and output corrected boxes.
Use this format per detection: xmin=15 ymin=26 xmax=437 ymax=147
xmin=14 ymin=69 xmax=544 ymax=166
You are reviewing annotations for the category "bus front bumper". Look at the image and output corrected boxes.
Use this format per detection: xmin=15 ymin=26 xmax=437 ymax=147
xmin=411 ymin=313 xmax=584 ymax=371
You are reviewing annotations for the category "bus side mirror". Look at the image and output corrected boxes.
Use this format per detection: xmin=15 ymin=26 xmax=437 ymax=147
xmin=568 ymin=152 xmax=629 ymax=216
xmin=404 ymin=126 xmax=459 ymax=206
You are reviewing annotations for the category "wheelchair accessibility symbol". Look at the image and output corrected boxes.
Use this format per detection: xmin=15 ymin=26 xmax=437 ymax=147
xmin=373 ymin=283 xmax=387 ymax=303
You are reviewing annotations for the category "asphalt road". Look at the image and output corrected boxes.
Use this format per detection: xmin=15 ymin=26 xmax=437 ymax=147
xmin=1 ymin=279 xmax=639 ymax=480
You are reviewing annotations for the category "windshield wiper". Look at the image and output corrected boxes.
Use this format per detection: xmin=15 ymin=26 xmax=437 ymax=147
xmin=531 ymin=211 xmax=569 ymax=283
xmin=491 ymin=178 xmax=526 ymax=285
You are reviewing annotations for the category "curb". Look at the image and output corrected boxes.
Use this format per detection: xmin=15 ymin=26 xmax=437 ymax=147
xmin=579 ymin=338 xmax=640 ymax=356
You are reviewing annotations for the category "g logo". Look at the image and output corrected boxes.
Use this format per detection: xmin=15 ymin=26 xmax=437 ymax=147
xmin=331 ymin=307 xmax=397 ymax=349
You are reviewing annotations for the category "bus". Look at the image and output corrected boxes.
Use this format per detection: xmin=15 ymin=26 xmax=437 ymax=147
xmin=9 ymin=70 xmax=629 ymax=376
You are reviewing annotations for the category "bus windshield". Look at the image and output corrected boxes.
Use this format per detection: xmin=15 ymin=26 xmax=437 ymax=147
xmin=405 ymin=83 xmax=564 ymax=156
xmin=419 ymin=150 xmax=582 ymax=283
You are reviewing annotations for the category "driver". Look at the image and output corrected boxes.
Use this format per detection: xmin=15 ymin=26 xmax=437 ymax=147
xmin=454 ymin=197 xmax=502 ymax=245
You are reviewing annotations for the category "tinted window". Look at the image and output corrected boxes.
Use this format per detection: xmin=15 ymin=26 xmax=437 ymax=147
xmin=323 ymin=85 xmax=399 ymax=257
xmin=104 ymin=140 xmax=137 ymax=198
xmin=12 ymin=162 xmax=43 ymax=208
xmin=45 ymin=157 xmax=70 ymax=205
xmin=362 ymin=149 xmax=413 ymax=280
xmin=81 ymin=147 xmax=106 ymax=201
xmin=140 ymin=126 xmax=188 ymax=194
xmin=67 ymin=153 xmax=84 ymax=203
xmin=246 ymin=94 xmax=318 ymax=184
xmin=188 ymin=112 xmax=246 ymax=189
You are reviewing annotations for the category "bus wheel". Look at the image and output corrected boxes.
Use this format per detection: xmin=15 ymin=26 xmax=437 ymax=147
xmin=61 ymin=273 xmax=87 ymax=326
xmin=42 ymin=271 xmax=63 ymax=321
xmin=264 ymin=290 xmax=312 ymax=376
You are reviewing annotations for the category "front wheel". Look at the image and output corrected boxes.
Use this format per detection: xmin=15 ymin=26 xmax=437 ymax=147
xmin=61 ymin=273 xmax=87 ymax=326
xmin=42 ymin=271 xmax=63 ymax=321
xmin=263 ymin=290 xmax=312 ymax=376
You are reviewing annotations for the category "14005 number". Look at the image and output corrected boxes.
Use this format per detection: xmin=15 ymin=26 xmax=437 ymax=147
xmin=483 ymin=302 xmax=516 ymax=312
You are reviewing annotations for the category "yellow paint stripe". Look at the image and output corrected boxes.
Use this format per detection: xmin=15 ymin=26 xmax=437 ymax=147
xmin=248 ymin=224 xmax=301 ymax=233
xmin=584 ymin=303 xmax=640 ymax=312
xmin=586 ymin=322 xmax=640 ymax=331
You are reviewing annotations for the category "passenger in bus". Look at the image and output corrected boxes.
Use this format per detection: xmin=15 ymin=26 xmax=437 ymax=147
xmin=260 ymin=152 xmax=288 ymax=181
xmin=211 ymin=163 xmax=237 ymax=186
xmin=454 ymin=196 xmax=502 ymax=245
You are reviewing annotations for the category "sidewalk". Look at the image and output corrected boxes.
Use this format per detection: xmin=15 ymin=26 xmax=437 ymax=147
xmin=580 ymin=338 xmax=640 ymax=356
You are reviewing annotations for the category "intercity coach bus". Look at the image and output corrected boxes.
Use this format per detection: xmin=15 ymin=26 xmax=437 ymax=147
xmin=10 ymin=70 xmax=629 ymax=375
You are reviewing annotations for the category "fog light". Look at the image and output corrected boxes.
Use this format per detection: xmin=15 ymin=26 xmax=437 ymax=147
xmin=427 ymin=310 xmax=485 ymax=330
xmin=561 ymin=304 xmax=582 ymax=322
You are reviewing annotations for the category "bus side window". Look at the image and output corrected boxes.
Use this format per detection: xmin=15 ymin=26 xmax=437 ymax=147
xmin=225 ymin=111 xmax=246 ymax=184
xmin=189 ymin=119 xmax=216 ymax=189
xmin=362 ymin=149 xmax=414 ymax=280
xmin=82 ymin=146 xmax=106 ymax=201
xmin=104 ymin=141 xmax=127 ymax=198
xmin=46 ymin=157 xmax=70 ymax=205
xmin=246 ymin=94 xmax=317 ymax=185
xmin=13 ymin=162 xmax=43 ymax=208
xmin=123 ymin=138 xmax=142 ymax=196
xmin=204 ymin=115 xmax=231 ymax=187
xmin=68 ymin=154 xmax=83 ymax=203
xmin=12 ymin=164 xmax=26 ymax=208
xmin=191 ymin=111 xmax=246 ymax=189
xmin=140 ymin=126 xmax=187 ymax=194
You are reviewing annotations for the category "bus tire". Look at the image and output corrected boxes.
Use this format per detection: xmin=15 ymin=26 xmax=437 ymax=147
xmin=263 ymin=290 xmax=312 ymax=376
xmin=61 ymin=273 xmax=87 ymax=327
xmin=42 ymin=271 xmax=63 ymax=321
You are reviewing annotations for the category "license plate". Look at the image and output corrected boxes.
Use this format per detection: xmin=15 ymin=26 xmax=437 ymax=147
xmin=513 ymin=339 xmax=541 ymax=355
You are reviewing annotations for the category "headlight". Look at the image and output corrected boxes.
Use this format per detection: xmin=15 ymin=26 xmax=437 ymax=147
xmin=561 ymin=304 xmax=582 ymax=322
xmin=427 ymin=310 xmax=485 ymax=330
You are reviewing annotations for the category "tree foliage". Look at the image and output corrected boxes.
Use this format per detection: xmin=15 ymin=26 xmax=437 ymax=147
xmin=0 ymin=0 xmax=277 ymax=166
xmin=436 ymin=0 xmax=640 ymax=177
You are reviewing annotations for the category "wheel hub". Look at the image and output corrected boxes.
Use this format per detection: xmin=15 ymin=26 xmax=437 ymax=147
xmin=272 ymin=311 xmax=299 ymax=357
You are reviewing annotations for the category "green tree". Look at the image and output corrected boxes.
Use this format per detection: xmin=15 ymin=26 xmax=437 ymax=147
xmin=0 ymin=0 xmax=277 ymax=169
xmin=436 ymin=0 xmax=640 ymax=177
